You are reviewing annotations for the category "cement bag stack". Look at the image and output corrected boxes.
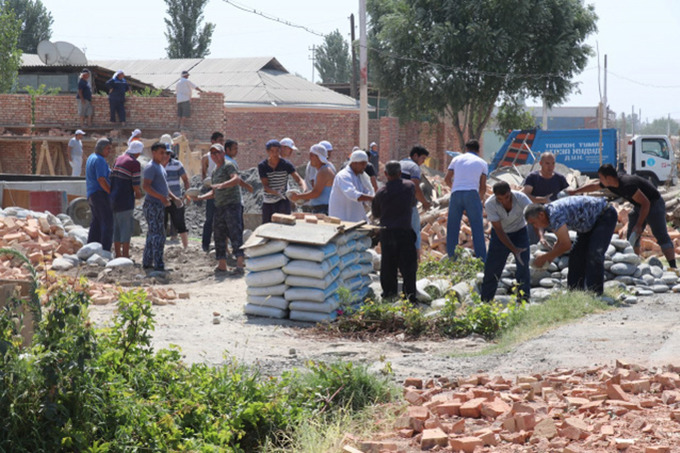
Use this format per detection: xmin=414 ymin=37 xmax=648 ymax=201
xmin=244 ymin=240 xmax=290 ymax=318
xmin=335 ymin=230 xmax=373 ymax=304
xmin=283 ymin=243 xmax=341 ymax=323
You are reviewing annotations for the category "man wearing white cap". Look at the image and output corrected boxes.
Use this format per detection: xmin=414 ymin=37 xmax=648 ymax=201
xmin=305 ymin=139 xmax=337 ymax=195
xmin=68 ymin=130 xmax=85 ymax=177
xmin=368 ymin=141 xmax=380 ymax=176
xmin=289 ymin=144 xmax=336 ymax=215
xmin=279 ymin=137 xmax=298 ymax=159
xmin=161 ymin=134 xmax=190 ymax=249
xmin=110 ymin=140 xmax=144 ymax=258
xmin=329 ymin=150 xmax=375 ymax=221
xmin=176 ymin=70 xmax=203 ymax=129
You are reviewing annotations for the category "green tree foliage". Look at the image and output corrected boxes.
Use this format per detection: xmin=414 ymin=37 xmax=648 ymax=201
xmin=367 ymin=0 xmax=597 ymax=149
xmin=0 ymin=7 xmax=22 ymax=93
xmin=315 ymin=29 xmax=352 ymax=84
xmin=494 ymin=95 xmax=538 ymax=139
xmin=639 ymin=117 xmax=680 ymax=136
xmin=0 ymin=0 xmax=52 ymax=53
xmin=163 ymin=0 xmax=215 ymax=58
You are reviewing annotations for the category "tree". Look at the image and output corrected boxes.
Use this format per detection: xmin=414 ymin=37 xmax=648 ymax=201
xmin=315 ymin=30 xmax=352 ymax=84
xmin=639 ymin=117 xmax=680 ymax=136
xmin=494 ymin=95 xmax=537 ymax=139
xmin=0 ymin=7 xmax=22 ymax=93
xmin=0 ymin=0 xmax=53 ymax=53
xmin=367 ymin=0 xmax=597 ymax=149
xmin=163 ymin=0 xmax=214 ymax=58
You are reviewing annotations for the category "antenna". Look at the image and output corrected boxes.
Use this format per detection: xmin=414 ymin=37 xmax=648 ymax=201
xmin=37 ymin=40 xmax=87 ymax=66
xmin=37 ymin=40 xmax=58 ymax=65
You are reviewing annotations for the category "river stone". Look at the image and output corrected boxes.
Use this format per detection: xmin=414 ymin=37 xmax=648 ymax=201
xmin=550 ymin=272 xmax=562 ymax=279
xmin=87 ymin=254 xmax=108 ymax=267
xmin=539 ymin=278 xmax=556 ymax=288
xmin=636 ymin=289 xmax=654 ymax=296
xmin=547 ymin=262 xmax=559 ymax=272
xmin=77 ymin=242 xmax=103 ymax=261
xmin=652 ymin=284 xmax=670 ymax=293
xmin=51 ymin=258 xmax=75 ymax=271
xmin=531 ymin=288 xmax=553 ymax=302
xmin=501 ymin=278 xmax=515 ymax=288
xmin=613 ymin=253 xmax=641 ymax=265
xmin=495 ymin=287 xmax=508 ymax=295
xmin=604 ymin=261 xmax=613 ymax=271
xmin=631 ymin=278 xmax=646 ymax=286
xmin=61 ymin=254 xmax=80 ymax=265
xmin=610 ymin=262 xmax=637 ymax=276
xmin=605 ymin=245 xmax=616 ymax=257
xmin=614 ymin=276 xmax=634 ymax=285
xmin=561 ymin=268 xmax=569 ymax=278
xmin=501 ymin=269 xmax=512 ymax=278
xmin=106 ymin=258 xmax=135 ymax=268
xmin=623 ymin=296 xmax=638 ymax=304
xmin=642 ymin=274 xmax=655 ymax=286
xmin=95 ymin=250 xmax=113 ymax=260
xmin=610 ymin=239 xmax=629 ymax=250
xmin=673 ymin=284 xmax=680 ymax=293
xmin=506 ymin=263 xmax=517 ymax=273
xmin=661 ymin=273 xmax=679 ymax=285
xmin=557 ymin=256 xmax=570 ymax=270
xmin=636 ymin=263 xmax=651 ymax=276
xmin=648 ymin=257 xmax=664 ymax=268
xmin=650 ymin=266 xmax=664 ymax=279
xmin=622 ymin=246 xmax=635 ymax=254
xmin=604 ymin=280 xmax=626 ymax=291
xmin=632 ymin=268 xmax=642 ymax=278
xmin=531 ymin=269 xmax=552 ymax=286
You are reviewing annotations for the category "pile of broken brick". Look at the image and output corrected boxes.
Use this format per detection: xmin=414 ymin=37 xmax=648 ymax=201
xmin=346 ymin=361 xmax=680 ymax=452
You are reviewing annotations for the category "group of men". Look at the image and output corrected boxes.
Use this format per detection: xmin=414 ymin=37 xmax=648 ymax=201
xmin=443 ymin=143 xmax=677 ymax=302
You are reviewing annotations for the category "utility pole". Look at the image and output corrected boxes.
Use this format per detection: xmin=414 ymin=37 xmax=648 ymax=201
xmin=603 ymin=54 xmax=608 ymax=128
xmin=668 ymin=113 xmax=671 ymax=136
xmin=309 ymin=45 xmax=316 ymax=83
xmin=631 ymin=105 xmax=635 ymax=135
xmin=350 ymin=14 xmax=357 ymax=99
xmin=359 ymin=0 xmax=368 ymax=149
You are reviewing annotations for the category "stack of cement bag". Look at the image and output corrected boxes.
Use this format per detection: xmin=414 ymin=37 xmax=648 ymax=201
xmin=244 ymin=240 xmax=290 ymax=319
xmin=335 ymin=231 xmax=373 ymax=302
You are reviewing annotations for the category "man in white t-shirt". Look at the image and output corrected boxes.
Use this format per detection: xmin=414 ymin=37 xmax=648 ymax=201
xmin=444 ymin=139 xmax=488 ymax=261
xmin=176 ymin=70 xmax=203 ymax=129
xmin=68 ymin=129 xmax=85 ymax=177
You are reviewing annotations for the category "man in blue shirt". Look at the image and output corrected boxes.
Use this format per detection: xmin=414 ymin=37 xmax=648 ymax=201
xmin=77 ymin=69 xmax=93 ymax=127
xmin=105 ymin=70 xmax=131 ymax=125
xmin=524 ymin=196 xmax=616 ymax=295
xmin=85 ymin=138 xmax=113 ymax=251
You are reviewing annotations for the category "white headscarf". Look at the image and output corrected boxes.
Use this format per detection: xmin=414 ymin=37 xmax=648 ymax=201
xmin=127 ymin=129 xmax=141 ymax=145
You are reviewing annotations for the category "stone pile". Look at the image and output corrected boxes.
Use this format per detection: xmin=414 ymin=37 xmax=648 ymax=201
xmin=348 ymin=361 xmax=680 ymax=452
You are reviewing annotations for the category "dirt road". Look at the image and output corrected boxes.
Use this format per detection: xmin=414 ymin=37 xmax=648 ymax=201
xmin=89 ymin=264 xmax=680 ymax=382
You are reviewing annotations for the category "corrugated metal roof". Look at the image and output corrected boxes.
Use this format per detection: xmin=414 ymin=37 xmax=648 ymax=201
xmin=21 ymin=54 xmax=360 ymax=110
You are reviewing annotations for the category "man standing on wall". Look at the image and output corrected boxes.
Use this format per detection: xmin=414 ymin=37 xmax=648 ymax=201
xmin=85 ymin=138 xmax=113 ymax=251
xmin=105 ymin=70 xmax=131 ymax=126
xmin=176 ymin=70 xmax=203 ymax=130
xmin=77 ymin=69 xmax=93 ymax=127
xmin=68 ymin=129 xmax=85 ymax=177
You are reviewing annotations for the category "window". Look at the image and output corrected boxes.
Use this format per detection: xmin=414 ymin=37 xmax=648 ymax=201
xmin=641 ymin=139 xmax=669 ymax=160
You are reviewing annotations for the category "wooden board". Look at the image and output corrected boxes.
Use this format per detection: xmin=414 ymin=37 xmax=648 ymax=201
xmin=253 ymin=222 xmax=343 ymax=245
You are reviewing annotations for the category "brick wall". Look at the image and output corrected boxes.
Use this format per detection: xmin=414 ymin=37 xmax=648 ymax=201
xmin=0 ymin=139 xmax=32 ymax=174
xmin=0 ymin=95 xmax=31 ymax=125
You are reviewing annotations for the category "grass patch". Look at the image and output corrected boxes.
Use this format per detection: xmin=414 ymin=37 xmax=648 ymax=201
xmin=460 ymin=290 xmax=613 ymax=356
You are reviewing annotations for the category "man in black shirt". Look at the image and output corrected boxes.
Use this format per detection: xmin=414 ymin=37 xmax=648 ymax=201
xmin=372 ymin=161 xmax=417 ymax=302
xmin=571 ymin=164 xmax=676 ymax=268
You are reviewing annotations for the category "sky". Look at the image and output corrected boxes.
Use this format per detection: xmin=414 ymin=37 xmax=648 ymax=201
xmin=42 ymin=0 xmax=680 ymax=122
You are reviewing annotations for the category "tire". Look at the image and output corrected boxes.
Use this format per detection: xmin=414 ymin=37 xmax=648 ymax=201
xmin=66 ymin=197 xmax=91 ymax=227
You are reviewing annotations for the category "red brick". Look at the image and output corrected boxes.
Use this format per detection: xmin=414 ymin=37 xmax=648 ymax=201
xmin=459 ymin=397 xmax=487 ymax=418
xmin=449 ymin=436 xmax=483 ymax=453
xmin=607 ymin=383 xmax=630 ymax=401
xmin=480 ymin=398 xmax=510 ymax=419
xmin=420 ymin=428 xmax=448 ymax=450
xmin=404 ymin=377 xmax=423 ymax=389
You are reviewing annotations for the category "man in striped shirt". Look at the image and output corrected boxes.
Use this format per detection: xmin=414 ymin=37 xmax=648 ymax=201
xmin=162 ymin=138 xmax=190 ymax=249
xmin=258 ymin=139 xmax=306 ymax=224
xmin=110 ymin=140 xmax=143 ymax=258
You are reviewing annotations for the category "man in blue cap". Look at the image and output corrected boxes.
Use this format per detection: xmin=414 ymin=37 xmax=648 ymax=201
xmin=258 ymin=139 xmax=306 ymax=223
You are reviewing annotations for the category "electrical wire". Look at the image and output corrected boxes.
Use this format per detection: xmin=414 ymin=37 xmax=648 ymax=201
xmin=221 ymin=0 xmax=325 ymax=37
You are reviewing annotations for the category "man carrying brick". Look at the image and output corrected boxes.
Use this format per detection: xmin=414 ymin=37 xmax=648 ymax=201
xmin=258 ymin=139 xmax=306 ymax=224
xmin=480 ymin=181 xmax=531 ymax=303
xmin=85 ymin=138 xmax=113 ymax=251
xmin=110 ymin=140 xmax=143 ymax=258
xmin=372 ymin=160 xmax=417 ymax=302
xmin=525 ymin=196 xmax=617 ymax=296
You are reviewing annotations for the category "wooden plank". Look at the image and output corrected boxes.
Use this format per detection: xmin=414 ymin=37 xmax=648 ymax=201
xmin=43 ymin=141 xmax=55 ymax=176
xmin=2 ymin=189 xmax=31 ymax=209
xmin=254 ymin=222 xmax=343 ymax=245
xmin=36 ymin=142 xmax=46 ymax=174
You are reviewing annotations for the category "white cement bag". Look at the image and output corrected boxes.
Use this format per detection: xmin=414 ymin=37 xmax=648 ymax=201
xmin=285 ymin=267 xmax=340 ymax=289
xmin=284 ymin=243 xmax=337 ymax=262
xmin=340 ymin=264 xmax=363 ymax=281
xmin=244 ymin=303 xmax=287 ymax=319
xmin=357 ymin=251 xmax=373 ymax=264
xmin=245 ymin=268 xmax=286 ymax=287
xmin=289 ymin=310 xmax=338 ymax=323
xmin=339 ymin=252 xmax=360 ymax=269
xmin=343 ymin=275 xmax=371 ymax=291
xmin=246 ymin=284 xmax=288 ymax=296
xmin=358 ymin=262 xmax=373 ymax=276
xmin=246 ymin=295 xmax=289 ymax=310
xmin=354 ymin=236 xmax=372 ymax=252
xmin=289 ymin=298 xmax=340 ymax=314
xmin=334 ymin=230 xmax=363 ymax=245
xmin=245 ymin=253 xmax=289 ymax=272
xmin=337 ymin=240 xmax=357 ymax=256
xmin=244 ymin=240 xmax=288 ymax=258
xmin=285 ymin=282 xmax=340 ymax=302
xmin=283 ymin=255 xmax=340 ymax=278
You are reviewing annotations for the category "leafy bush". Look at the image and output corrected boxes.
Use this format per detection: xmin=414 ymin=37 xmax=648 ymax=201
xmin=417 ymin=249 xmax=484 ymax=283
xmin=0 ymin=275 xmax=395 ymax=452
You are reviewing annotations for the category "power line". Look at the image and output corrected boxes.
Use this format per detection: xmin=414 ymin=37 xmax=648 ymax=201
xmin=607 ymin=70 xmax=680 ymax=89
xmin=221 ymin=0 xmax=325 ymax=37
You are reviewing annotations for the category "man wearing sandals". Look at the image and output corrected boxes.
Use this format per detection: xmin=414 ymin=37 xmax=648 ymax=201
xmin=194 ymin=143 xmax=253 ymax=274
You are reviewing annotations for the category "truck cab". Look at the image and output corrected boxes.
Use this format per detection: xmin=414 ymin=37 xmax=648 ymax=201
xmin=626 ymin=135 xmax=676 ymax=186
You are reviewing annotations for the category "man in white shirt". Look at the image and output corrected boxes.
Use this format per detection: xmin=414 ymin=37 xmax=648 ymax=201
xmin=68 ymin=129 xmax=85 ymax=177
xmin=480 ymin=181 xmax=531 ymax=302
xmin=329 ymin=150 xmax=374 ymax=222
xmin=176 ymin=70 xmax=203 ymax=129
xmin=444 ymin=139 xmax=488 ymax=261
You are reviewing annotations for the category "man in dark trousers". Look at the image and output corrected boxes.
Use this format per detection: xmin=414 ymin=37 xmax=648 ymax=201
xmin=569 ymin=163 xmax=677 ymax=269
xmin=372 ymin=161 xmax=417 ymax=303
